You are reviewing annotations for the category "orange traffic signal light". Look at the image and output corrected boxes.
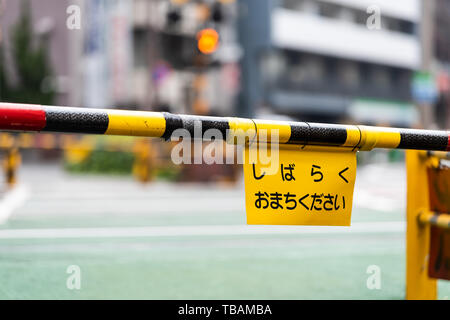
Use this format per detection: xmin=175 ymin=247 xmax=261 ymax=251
xmin=196 ymin=28 xmax=219 ymax=55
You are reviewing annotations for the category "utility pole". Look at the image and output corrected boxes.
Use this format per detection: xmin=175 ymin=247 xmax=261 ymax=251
xmin=420 ymin=0 xmax=436 ymax=129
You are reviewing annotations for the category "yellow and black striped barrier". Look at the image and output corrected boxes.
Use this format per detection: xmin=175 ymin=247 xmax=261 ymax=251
xmin=0 ymin=102 xmax=449 ymax=151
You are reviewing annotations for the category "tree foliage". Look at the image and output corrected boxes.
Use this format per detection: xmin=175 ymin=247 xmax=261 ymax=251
xmin=0 ymin=0 xmax=55 ymax=104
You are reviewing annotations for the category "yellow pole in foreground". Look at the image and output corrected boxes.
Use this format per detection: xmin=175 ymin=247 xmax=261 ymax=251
xmin=405 ymin=150 xmax=437 ymax=300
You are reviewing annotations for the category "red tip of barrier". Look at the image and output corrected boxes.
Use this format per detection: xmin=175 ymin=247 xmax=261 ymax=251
xmin=0 ymin=103 xmax=46 ymax=131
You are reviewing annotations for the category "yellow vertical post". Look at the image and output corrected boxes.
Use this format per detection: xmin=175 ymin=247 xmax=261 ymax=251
xmin=2 ymin=142 xmax=21 ymax=188
xmin=132 ymin=139 xmax=154 ymax=183
xmin=405 ymin=150 xmax=437 ymax=300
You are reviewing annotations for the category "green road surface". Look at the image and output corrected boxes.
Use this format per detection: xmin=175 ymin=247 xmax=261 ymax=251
xmin=0 ymin=163 xmax=449 ymax=299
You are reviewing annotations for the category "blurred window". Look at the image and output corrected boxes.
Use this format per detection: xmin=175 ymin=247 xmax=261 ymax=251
xmin=385 ymin=18 xmax=400 ymax=32
xmin=370 ymin=66 xmax=390 ymax=90
xmin=318 ymin=2 xmax=340 ymax=19
xmin=288 ymin=63 xmax=308 ymax=85
xmin=283 ymin=0 xmax=304 ymax=11
xmin=435 ymin=0 xmax=450 ymax=62
xmin=340 ymin=7 xmax=411 ymax=35
xmin=287 ymin=53 xmax=307 ymax=85
xmin=281 ymin=0 xmax=417 ymax=36
xmin=337 ymin=61 xmax=360 ymax=89
xmin=382 ymin=17 xmax=414 ymax=35
xmin=271 ymin=52 xmax=327 ymax=87
xmin=133 ymin=30 xmax=148 ymax=69
xmin=359 ymin=63 xmax=370 ymax=84
xmin=399 ymin=20 xmax=414 ymax=34
xmin=337 ymin=7 xmax=356 ymax=23
xmin=302 ymin=56 xmax=325 ymax=83
xmin=261 ymin=51 xmax=287 ymax=85
xmin=282 ymin=0 xmax=319 ymax=14
xmin=354 ymin=9 xmax=367 ymax=25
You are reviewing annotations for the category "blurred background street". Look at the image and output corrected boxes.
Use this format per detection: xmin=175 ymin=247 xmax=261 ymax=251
xmin=0 ymin=160 xmax=449 ymax=299
xmin=0 ymin=0 xmax=450 ymax=299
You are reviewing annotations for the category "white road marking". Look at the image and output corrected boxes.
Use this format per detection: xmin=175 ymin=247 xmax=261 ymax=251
xmin=0 ymin=185 xmax=30 ymax=224
xmin=0 ymin=221 xmax=405 ymax=239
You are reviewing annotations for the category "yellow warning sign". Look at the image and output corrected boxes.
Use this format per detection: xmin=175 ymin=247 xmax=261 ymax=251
xmin=243 ymin=145 xmax=357 ymax=226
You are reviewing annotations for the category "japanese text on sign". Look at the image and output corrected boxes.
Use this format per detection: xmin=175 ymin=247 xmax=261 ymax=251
xmin=243 ymin=145 xmax=357 ymax=226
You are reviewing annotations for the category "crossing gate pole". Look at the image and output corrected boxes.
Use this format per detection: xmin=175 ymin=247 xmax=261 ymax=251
xmin=405 ymin=150 xmax=437 ymax=299
xmin=0 ymin=103 xmax=449 ymax=151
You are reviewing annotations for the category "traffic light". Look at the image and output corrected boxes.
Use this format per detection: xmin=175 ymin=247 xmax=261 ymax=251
xmin=166 ymin=8 xmax=181 ymax=27
xmin=211 ymin=3 xmax=224 ymax=23
xmin=196 ymin=28 xmax=219 ymax=55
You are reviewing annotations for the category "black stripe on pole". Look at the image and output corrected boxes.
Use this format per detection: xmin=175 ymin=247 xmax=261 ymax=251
xmin=44 ymin=107 xmax=109 ymax=134
xmin=181 ymin=115 xmax=230 ymax=140
xmin=289 ymin=123 xmax=347 ymax=146
xmin=161 ymin=113 xmax=183 ymax=140
xmin=308 ymin=124 xmax=348 ymax=145
xmin=287 ymin=122 xmax=310 ymax=145
xmin=398 ymin=130 xmax=448 ymax=151
xmin=162 ymin=114 xmax=230 ymax=141
xmin=430 ymin=215 xmax=438 ymax=225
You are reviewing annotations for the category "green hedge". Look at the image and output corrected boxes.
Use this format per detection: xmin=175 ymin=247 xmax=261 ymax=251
xmin=64 ymin=150 xmax=134 ymax=175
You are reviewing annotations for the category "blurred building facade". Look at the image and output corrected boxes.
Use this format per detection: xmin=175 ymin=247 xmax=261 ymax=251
xmin=0 ymin=0 xmax=241 ymax=116
xmin=238 ymin=0 xmax=422 ymax=126
xmin=434 ymin=0 xmax=450 ymax=129
xmin=0 ymin=0 xmax=81 ymax=106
